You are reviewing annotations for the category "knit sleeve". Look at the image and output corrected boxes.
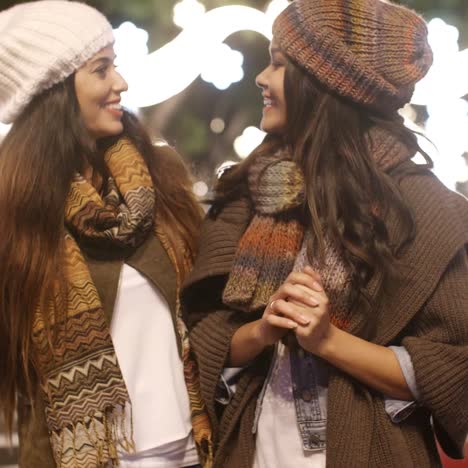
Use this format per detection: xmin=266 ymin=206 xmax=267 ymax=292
xmin=188 ymin=308 xmax=249 ymax=428
xmin=403 ymin=247 xmax=468 ymax=459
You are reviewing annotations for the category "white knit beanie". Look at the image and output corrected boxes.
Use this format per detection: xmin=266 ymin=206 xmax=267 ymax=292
xmin=0 ymin=1 xmax=114 ymax=124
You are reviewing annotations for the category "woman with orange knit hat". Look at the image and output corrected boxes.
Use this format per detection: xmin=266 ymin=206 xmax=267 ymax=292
xmin=0 ymin=1 xmax=212 ymax=467
xmin=182 ymin=0 xmax=468 ymax=466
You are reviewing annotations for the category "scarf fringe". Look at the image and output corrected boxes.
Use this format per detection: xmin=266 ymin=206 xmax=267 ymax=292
xmin=157 ymin=226 xmax=214 ymax=467
xmin=34 ymin=138 xmax=212 ymax=467
xmin=51 ymin=404 xmax=135 ymax=467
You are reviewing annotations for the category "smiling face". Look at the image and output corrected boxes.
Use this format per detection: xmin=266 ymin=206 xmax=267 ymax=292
xmin=74 ymin=45 xmax=128 ymax=141
xmin=255 ymin=39 xmax=288 ymax=135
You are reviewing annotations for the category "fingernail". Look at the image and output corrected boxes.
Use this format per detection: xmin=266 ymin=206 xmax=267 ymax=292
xmin=299 ymin=315 xmax=311 ymax=325
xmin=288 ymin=321 xmax=298 ymax=329
xmin=312 ymin=281 xmax=323 ymax=291
xmin=309 ymin=296 xmax=320 ymax=306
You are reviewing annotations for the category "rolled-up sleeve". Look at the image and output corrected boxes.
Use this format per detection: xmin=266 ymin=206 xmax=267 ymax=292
xmin=384 ymin=346 xmax=420 ymax=423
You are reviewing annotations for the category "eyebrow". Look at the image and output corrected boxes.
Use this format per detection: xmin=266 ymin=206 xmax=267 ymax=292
xmin=89 ymin=55 xmax=116 ymax=67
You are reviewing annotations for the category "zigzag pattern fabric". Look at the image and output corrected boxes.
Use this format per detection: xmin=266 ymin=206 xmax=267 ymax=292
xmin=31 ymin=138 xmax=213 ymax=467
xmin=66 ymin=138 xmax=155 ymax=249
xmin=155 ymin=225 xmax=213 ymax=467
xmin=32 ymin=235 xmax=134 ymax=467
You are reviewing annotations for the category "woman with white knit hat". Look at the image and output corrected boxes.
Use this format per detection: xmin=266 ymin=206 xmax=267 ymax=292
xmin=0 ymin=2 xmax=212 ymax=467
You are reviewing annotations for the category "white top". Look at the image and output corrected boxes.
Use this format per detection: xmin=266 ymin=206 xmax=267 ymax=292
xmin=110 ymin=264 xmax=198 ymax=467
xmin=253 ymin=342 xmax=326 ymax=468
xmin=254 ymin=236 xmax=325 ymax=468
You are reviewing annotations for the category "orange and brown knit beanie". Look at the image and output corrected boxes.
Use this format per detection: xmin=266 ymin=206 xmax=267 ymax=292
xmin=273 ymin=0 xmax=433 ymax=112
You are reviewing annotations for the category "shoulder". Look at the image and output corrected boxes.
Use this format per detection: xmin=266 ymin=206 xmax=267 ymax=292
xmin=398 ymin=168 xmax=468 ymax=213
xmin=373 ymin=169 xmax=468 ymax=343
xmin=184 ymin=196 xmax=252 ymax=291
xmin=396 ymin=167 xmax=468 ymax=247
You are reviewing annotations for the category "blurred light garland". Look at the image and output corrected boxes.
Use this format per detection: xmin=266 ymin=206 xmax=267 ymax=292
xmin=120 ymin=2 xmax=276 ymax=108
xmin=2 ymin=2 xmax=467 ymax=195
xmin=411 ymin=18 xmax=468 ymax=190
xmin=0 ymin=122 xmax=11 ymax=140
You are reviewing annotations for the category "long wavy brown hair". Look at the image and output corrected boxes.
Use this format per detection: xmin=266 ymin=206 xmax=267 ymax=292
xmin=214 ymin=60 xmax=432 ymax=307
xmin=0 ymin=75 xmax=202 ymax=434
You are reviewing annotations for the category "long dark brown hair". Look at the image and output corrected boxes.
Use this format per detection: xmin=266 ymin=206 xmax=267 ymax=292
xmin=0 ymin=75 xmax=202 ymax=434
xmin=214 ymin=59 xmax=432 ymax=306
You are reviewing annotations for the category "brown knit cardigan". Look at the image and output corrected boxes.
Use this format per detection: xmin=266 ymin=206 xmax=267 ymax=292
xmin=182 ymin=167 xmax=468 ymax=468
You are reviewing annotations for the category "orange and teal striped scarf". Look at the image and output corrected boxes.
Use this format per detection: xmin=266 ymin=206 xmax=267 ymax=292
xmin=223 ymin=126 xmax=415 ymax=315
xmin=223 ymin=151 xmax=305 ymax=312
xmin=31 ymin=138 xmax=212 ymax=467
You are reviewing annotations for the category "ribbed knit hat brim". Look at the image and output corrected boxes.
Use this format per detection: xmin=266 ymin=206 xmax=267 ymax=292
xmin=273 ymin=0 xmax=433 ymax=112
xmin=0 ymin=1 xmax=114 ymax=124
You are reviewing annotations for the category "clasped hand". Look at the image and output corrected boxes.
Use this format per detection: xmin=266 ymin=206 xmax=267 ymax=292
xmin=255 ymin=266 xmax=333 ymax=355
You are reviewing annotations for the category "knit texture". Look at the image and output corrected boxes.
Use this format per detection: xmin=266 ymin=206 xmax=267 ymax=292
xmin=222 ymin=152 xmax=304 ymax=312
xmin=0 ymin=1 xmax=114 ymax=124
xmin=183 ymin=165 xmax=468 ymax=467
xmin=223 ymin=125 xmax=414 ymax=317
xmin=32 ymin=138 xmax=213 ymax=467
xmin=273 ymin=0 xmax=433 ymax=112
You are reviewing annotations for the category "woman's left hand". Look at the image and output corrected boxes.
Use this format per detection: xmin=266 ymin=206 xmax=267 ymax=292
xmin=291 ymin=266 xmax=334 ymax=355
xmin=287 ymin=267 xmax=413 ymax=400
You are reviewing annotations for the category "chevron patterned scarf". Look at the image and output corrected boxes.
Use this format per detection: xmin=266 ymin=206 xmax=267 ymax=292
xmin=223 ymin=126 xmax=414 ymax=317
xmin=31 ymin=138 xmax=212 ymax=467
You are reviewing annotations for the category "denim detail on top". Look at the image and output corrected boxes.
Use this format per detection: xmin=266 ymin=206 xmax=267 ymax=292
xmin=218 ymin=237 xmax=420 ymax=451
xmin=252 ymin=341 xmax=326 ymax=467
xmin=251 ymin=342 xmax=328 ymax=451
xmin=389 ymin=346 xmax=420 ymax=399
xmin=216 ymin=367 xmax=245 ymax=405
xmin=218 ymin=343 xmax=419 ymax=451
xmin=288 ymin=346 xmax=328 ymax=450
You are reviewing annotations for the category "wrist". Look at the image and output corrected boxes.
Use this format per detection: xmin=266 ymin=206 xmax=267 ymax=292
xmin=251 ymin=319 xmax=270 ymax=349
xmin=315 ymin=324 xmax=340 ymax=359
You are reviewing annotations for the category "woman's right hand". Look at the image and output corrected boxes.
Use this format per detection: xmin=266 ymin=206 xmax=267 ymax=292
xmin=229 ymin=269 xmax=322 ymax=366
xmin=254 ymin=271 xmax=322 ymax=347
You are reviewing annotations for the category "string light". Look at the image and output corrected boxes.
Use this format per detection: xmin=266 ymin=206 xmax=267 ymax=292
xmin=120 ymin=5 xmax=272 ymax=108
xmin=410 ymin=18 xmax=468 ymax=190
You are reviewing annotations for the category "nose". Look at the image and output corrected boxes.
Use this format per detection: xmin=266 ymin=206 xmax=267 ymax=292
xmin=113 ymin=69 xmax=128 ymax=94
xmin=256 ymin=66 xmax=269 ymax=90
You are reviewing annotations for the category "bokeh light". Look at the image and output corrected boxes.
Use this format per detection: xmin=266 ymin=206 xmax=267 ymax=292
xmin=265 ymin=0 xmax=289 ymax=22
xmin=121 ymin=5 xmax=272 ymax=108
xmin=201 ymin=43 xmax=244 ymax=90
xmin=210 ymin=118 xmax=226 ymax=134
xmin=410 ymin=17 xmax=468 ymax=190
xmin=113 ymin=21 xmax=149 ymax=111
xmin=173 ymin=0 xmax=206 ymax=29
xmin=234 ymin=126 xmax=266 ymax=159
xmin=193 ymin=180 xmax=209 ymax=197
xmin=0 ymin=123 xmax=11 ymax=139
